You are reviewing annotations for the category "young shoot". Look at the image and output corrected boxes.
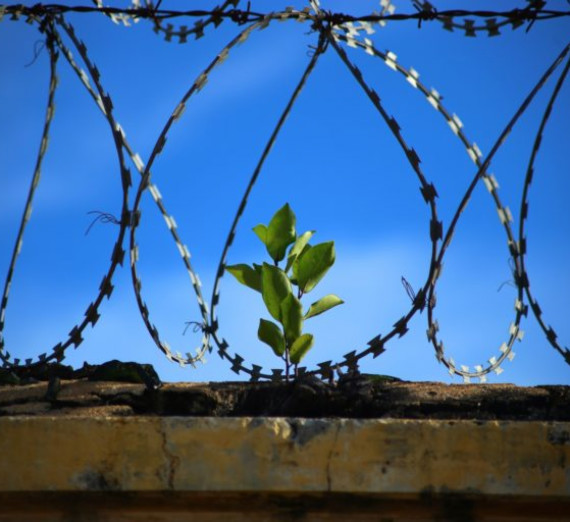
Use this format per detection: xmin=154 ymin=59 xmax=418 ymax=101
xmin=226 ymin=203 xmax=343 ymax=380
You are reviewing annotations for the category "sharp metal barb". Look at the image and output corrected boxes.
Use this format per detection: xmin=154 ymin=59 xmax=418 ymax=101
xmin=1 ymin=2 xmax=567 ymax=381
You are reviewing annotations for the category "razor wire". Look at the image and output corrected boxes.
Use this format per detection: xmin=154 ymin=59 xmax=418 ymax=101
xmin=1 ymin=17 xmax=134 ymax=368
xmin=0 ymin=22 xmax=59 ymax=366
xmin=517 ymin=53 xmax=570 ymax=367
xmin=327 ymin=8 xmax=570 ymax=381
xmin=0 ymin=1 xmax=569 ymax=382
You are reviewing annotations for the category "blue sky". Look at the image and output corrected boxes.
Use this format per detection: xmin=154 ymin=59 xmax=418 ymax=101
xmin=1 ymin=0 xmax=569 ymax=384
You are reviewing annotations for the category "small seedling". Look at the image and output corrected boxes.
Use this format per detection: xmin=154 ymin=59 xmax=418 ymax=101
xmin=226 ymin=203 xmax=343 ymax=380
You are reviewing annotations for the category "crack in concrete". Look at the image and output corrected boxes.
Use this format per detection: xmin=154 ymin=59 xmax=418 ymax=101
xmin=158 ymin=420 xmax=179 ymax=490
xmin=325 ymin=421 xmax=342 ymax=492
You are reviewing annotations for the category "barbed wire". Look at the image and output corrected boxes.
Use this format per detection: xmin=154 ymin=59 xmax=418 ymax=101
xmin=1 ymin=0 xmax=568 ymax=382
xmin=2 ymin=1 xmax=569 ymax=27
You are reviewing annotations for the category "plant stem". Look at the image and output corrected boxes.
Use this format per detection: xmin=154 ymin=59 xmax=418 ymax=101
xmin=285 ymin=347 xmax=291 ymax=382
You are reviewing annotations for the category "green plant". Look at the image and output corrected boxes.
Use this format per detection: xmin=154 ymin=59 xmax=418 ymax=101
xmin=226 ymin=203 xmax=343 ymax=380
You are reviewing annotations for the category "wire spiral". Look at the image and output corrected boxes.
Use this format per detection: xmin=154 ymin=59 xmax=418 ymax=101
xmin=1 ymin=1 xmax=568 ymax=381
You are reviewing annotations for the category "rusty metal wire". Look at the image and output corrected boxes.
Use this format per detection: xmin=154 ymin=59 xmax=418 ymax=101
xmin=1 ymin=1 xmax=569 ymax=382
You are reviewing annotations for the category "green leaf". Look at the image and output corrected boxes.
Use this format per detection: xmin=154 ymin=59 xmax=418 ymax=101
xmin=280 ymin=293 xmax=303 ymax=343
xmin=285 ymin=230 xmax=315 ymax=273
xmin=266 ymin=203 xmax=296 ymax=263
xmin=258 ymin=319 xmax=285 ymax=356
xmin=292 ymin=244 xmax=311 ymax=283
xmin=252 ymin=224 xmax=268 ymax=245
xmin=289 ymin=333 xmax=314 ymax=364
xmin=253 ymin=263 xmax=263 ymax=275
xmin=304 ymin=294 xmax=344 ymax=319
xmin=295 ymin=241 xmax=336 ymax=294
xmin=261 ymin=263 xmax=292 ymax=321
xmin=225 ymin=264 xmax=262 ymax=292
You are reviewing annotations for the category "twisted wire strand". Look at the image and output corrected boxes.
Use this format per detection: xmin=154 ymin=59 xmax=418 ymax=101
xmin=207 ymin=14 xmax=332 ymax=382
xmin=329 ymin=23 xmax=570 ymax=380
xmin=1 ymin=1 xmax=568 ymax=380
xmin=126 ymin=8 xmax=328 ymax=368
xmin=295 ymin=18 xmax=509 ymax=380
xmin=53 ymin=15 xmax=133 ymax=358
xmin=322 ymin=30 xmax=441 ymax=376
xmin=61 ymin=11 xmax=210 ymax=367
xmin=0 ymin=24 xmax=60 ymax=367
xmin=127 ymin=14 xmax=285 ymax=367
xmin=204 ymin=0 xmax=447 ymax=382
xmin=44 ymin=14 xmax=213 ymax=366
xmin=202 ymin=0 xmax=403 ymax=383
xmin=2 ymin=3 xmax=568 ymax=28
xmin=414 ymin=0 xmax=548 ymax=36
xmin=517 ymin=53 xmax=570 ymax=365
xmin=204 ymin=0 xmax=520 ymax=381
xmin=425 ymin=43 xmax=570 ymax=382
xmin=0 ymin=6 xmax=323 ymax=373
xmin=330 ymin=27 xmax=513 ymax=380
xmin=0 ymin=15 xmax=134 ymax=369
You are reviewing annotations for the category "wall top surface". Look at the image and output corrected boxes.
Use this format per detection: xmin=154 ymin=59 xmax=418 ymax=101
xmin=1 ymin=377 xmax=569 ymax=420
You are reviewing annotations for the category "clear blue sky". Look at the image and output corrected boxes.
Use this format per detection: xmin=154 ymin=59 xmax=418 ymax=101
xmin=1 ymin=0 xmax=569 ymax=384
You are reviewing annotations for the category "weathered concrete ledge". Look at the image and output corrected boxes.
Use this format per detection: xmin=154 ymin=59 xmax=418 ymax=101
xmin=1 ymin=415 xmax=569 ymax=496
xmin=1 ymin=379 xmax=569 ymax=520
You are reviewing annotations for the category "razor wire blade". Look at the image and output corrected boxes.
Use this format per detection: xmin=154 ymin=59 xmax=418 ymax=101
xmin=0 ymin=1 xmax=569 ymax=383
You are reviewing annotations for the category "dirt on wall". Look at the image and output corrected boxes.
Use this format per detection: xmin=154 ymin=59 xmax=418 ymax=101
xmin=1 ymin=359 xmax=569 ymax=420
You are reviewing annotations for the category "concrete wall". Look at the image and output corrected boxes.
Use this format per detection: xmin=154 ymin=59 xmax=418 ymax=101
xmin=1 ymin=416 xmax=569 ymax=521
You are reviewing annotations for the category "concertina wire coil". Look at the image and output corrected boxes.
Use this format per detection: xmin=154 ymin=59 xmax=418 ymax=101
xmin=1 ymin=0 xmax=569 ymax=382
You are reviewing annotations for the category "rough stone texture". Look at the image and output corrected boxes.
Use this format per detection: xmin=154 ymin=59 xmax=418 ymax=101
xmin=1 ymin=378 xmax=569 ymax=420
xmin=1 ymin=375 xmax=569 ymax=521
